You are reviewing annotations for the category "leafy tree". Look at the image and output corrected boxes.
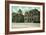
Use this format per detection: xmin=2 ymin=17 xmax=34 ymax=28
xmin=25 ymin=12 xmax=28 ymax=14
xmin=32 ymin=9 xmax=40 ymax=23
xmin=18 ymin=9 xmax=22 ymax=14
xmin=12 ymin=12 xmax=17 ymax=22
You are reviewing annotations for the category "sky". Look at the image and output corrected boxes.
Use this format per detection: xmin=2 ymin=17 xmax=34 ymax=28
xmin=12 ymin=6 xmax=40 ymax=15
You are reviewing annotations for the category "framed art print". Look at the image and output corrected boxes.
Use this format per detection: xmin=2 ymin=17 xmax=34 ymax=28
xmin=5 ymin=1 xmax=45 ymax=34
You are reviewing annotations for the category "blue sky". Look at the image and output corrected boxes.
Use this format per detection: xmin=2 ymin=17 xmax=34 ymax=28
xmin=12 ymin=6 xmax=40 ymax=15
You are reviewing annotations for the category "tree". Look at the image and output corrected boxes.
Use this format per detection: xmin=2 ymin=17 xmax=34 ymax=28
xmin=12 ymin=12 xmax=16 ymax=22
xmin=32 ymin=9 xmax=40 ymax=23
xmin=25 ymin=12 xmax=28 ymax=14
xmin=18 ymin=9 xmax=22 ymax=14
